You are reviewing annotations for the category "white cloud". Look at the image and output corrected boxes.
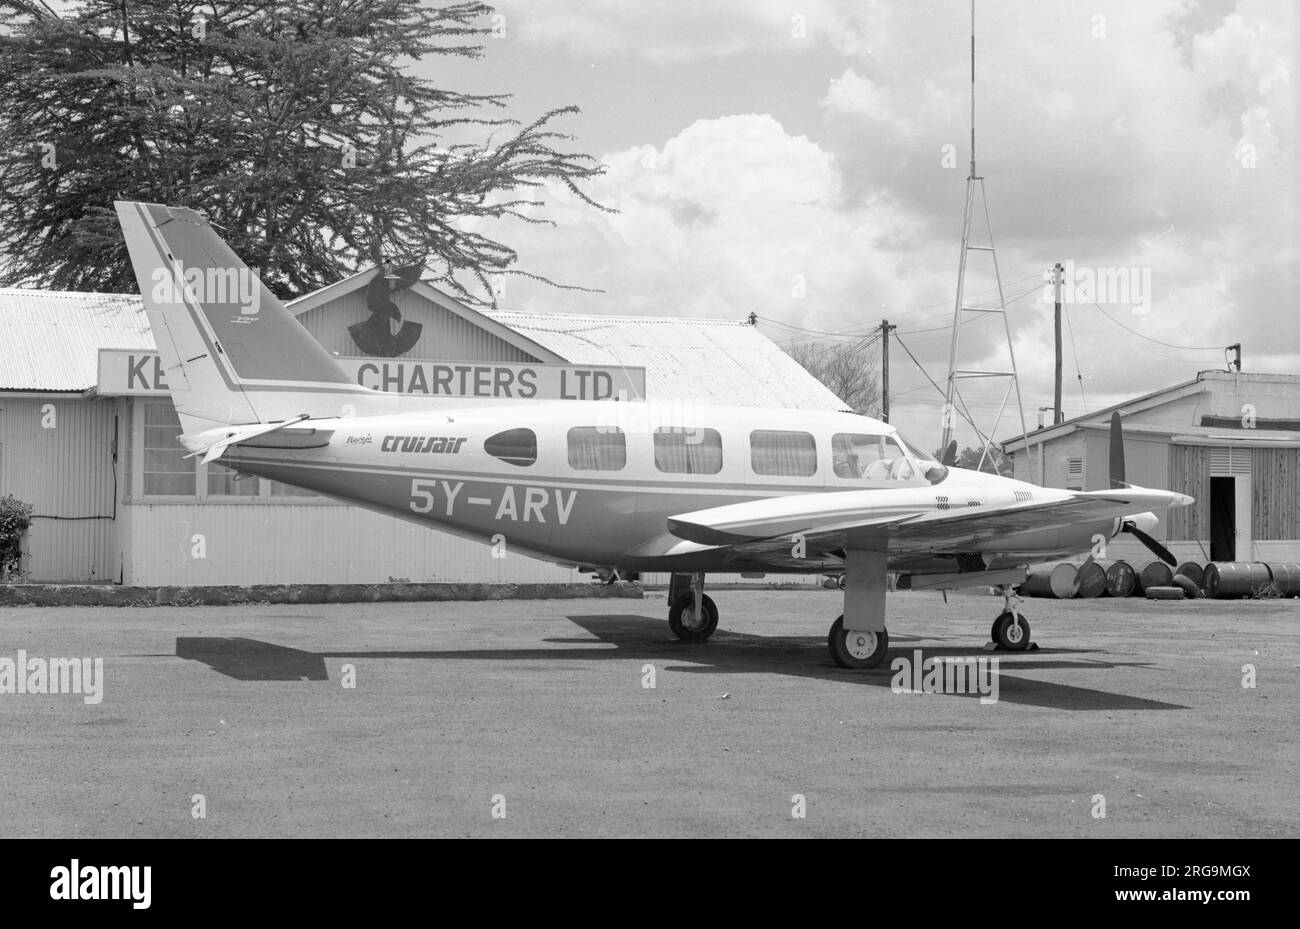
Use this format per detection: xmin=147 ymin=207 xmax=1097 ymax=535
xmin=466 ymin=1 xmax=1295 ymax=444
xmin=490 ymin=0 xmax=874 ymax=62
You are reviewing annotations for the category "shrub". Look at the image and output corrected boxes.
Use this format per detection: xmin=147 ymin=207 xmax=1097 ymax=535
xmin=0 ymin=495 xmax=34 ymax=581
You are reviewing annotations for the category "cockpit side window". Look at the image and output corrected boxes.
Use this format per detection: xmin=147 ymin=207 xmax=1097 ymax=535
xmin=485 ymin=428 xmax=537 ymax=467
xmin=832 ymin=433 xmax=915 ymax=481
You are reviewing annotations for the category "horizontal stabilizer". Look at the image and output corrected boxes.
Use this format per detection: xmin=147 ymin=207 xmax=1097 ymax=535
xmin=184 ymin=414 xmax=328 ymax=464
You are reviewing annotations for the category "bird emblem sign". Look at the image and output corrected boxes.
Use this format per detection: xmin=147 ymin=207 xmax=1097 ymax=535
xmin=348 ymin=261 xmax=425 ymax=357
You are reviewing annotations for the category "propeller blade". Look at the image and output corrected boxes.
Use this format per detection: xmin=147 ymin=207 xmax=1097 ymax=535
xmin=941 ymin=440 xmax=958 ymax=467
xmin=1123 ymin=522 xmax=1177 ymax=567
xmin=1109 ymin=411 xmax=1125 ymax=489
xmin=1068 ymin=552 xmax=1096 ymax=597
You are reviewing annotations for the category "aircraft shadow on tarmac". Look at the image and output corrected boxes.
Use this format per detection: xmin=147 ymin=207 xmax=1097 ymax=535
xmin=175 ymin=615 xmax=1187 ymax=711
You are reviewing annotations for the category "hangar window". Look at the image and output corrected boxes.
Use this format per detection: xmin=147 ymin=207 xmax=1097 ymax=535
xmin=142 ymin=402 xmax=196 ymax=496
xmin=750 ymin=430 xmax=817 ymax=477
xmin=485 ymin=428 xmax=537 ymax=467
xmin=654 ymin=427 xmax=723 ymax=474
xmin=568 ymin=426 xmax=626 ymax=471
xmin=208 ymin=462 xmax=259 ymax=498
xmin=136 ymin=400 xmax=306 ymax=501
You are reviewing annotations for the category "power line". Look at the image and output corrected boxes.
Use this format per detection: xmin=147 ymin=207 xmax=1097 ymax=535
xmin=754 ymin=271 xmax=1045 ymax=342
xmin=1063 ymin=301 xmax=1087 ymax=413
xmin=891 ymin=331 xmax=980 ymax=432
xmin=1088 ymin=300 xmax=1224 ymax=352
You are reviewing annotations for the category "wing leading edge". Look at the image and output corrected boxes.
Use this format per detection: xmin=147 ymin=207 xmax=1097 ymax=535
xmin=667 ymin=486 xmax=1193 ymax=556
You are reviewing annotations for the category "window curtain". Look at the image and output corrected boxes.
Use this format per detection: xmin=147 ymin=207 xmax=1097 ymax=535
xmin=750 ymin=430 xmax=817 ymax=476
xmin=654 ymin=428 xmax=722 ymax=474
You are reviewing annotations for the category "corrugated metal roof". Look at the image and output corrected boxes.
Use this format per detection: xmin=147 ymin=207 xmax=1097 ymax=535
xmin=0 ymin=289 xmax=152 ymax=391
xmin=0 ymin=288 xmax=846 ymax=410
xmin=483 ymin=311 xmax=847 ymax=409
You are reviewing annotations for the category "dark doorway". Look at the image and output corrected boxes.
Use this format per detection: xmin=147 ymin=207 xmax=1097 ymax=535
xmin=1210 ymin=476 xmax=1235 ymax=561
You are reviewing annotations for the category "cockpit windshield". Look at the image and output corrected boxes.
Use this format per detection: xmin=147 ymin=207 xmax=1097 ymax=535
xmin=892 ymin=430 xmax=949 ymax=485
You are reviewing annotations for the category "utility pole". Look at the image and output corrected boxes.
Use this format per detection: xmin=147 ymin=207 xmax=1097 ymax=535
xmin=880 ymin=319 xmax=897 ymax=422
xmin=1053 ymin=262 xmax=1064 ymax=425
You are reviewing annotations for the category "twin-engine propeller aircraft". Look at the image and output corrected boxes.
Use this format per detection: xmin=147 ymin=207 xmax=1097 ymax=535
xmin=116 ymin=201 xmax=1193 ymax=669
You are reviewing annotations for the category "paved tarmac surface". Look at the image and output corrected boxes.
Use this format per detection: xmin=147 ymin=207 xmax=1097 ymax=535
xmin=1 ymin=589 xmax=1296 ymax=837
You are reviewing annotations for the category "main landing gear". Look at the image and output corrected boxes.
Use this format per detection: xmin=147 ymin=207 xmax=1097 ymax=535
xmin=827 ymin=548 xmax=891 ymax=670
xmin=990 ymin=586 xmax=1031 ymax=651
xmin=667 ymin=572 xmax=718 ymax=642
xmin=827 ymin=617 xmax=889 ymax=669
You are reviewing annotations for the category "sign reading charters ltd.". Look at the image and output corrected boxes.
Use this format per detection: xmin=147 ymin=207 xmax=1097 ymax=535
xmin=96 ymin=350 xmax=647 ymax=401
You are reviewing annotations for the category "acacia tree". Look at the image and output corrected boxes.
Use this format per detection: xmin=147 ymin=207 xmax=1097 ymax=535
xmin=955 ymin=444 xmax=1012 ymax=476
xmin=0 ymin=0 xmax=608 ymax=300
xmin=784 ymin=341 xmax=880 ymax=417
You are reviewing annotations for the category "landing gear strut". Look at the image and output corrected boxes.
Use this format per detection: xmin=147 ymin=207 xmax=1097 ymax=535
xmin=991 ymin=586 xmax=1031 ymax=651
xmin=827 ymin=547 xmax=891 ymax=669
xmin=668 ymin=572 xmax=718 ymax=642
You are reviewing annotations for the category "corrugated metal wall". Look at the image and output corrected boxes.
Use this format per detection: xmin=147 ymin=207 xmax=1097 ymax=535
xmin=1165 ymin=445 xmax=1210 ymax=541
xmin=0 ymin=396 xmax=118 ymax=581
xmin=299 ymin=290 xmax=540 ymax=362
xmin=1166 ymin=444 xmax=1299 ymax=543
xmin=1251 ymin=447 xmax=1299 ymax=541
xmin=123 ymin=502 xmax=580 ymax=586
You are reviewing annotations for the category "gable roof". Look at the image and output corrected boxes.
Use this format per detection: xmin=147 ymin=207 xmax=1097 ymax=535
xmin=483 ymin=310 xmax=847 ymax=409
xmin=286 ymin=268 xmax=566 ymax=364
xmin=0 ymin=279 xmax=847 ymax=409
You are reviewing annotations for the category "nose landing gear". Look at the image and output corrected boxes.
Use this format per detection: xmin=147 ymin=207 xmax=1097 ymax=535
xmin=991 ymin=586 xmax=1031 ymax=651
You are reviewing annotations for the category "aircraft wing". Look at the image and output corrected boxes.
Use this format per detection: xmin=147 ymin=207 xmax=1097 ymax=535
xmin=667 ymin=487 xmax=1191 ymax=556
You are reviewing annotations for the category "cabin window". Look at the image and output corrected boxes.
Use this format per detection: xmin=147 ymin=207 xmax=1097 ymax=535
xmin=832 ymin=433 xmax=914 ymax=480
xmin=568 ymin=426 xmax=626 ymax=471
xmin=750 ymin=430 xmax=817 ymax=477
xmin=654 ymin=427 xmax=723 ymax=474
xmin=485 ymin=428 xmax=537 ymax=467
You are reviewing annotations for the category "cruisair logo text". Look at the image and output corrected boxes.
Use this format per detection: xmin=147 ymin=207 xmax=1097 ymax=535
xmin=150 ymin=259 xmax=260 ymax=318
xmin=382 ymin=435 xmax=468 ymax=454
xmin=0 ymin=651 xmax=103 ymax=704
xmin=50 ymin=860 xmax=151 ymax=909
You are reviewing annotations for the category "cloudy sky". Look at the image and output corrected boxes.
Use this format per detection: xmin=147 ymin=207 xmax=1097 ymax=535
xmin=431 ymin=0 xmax=1296 ymax=448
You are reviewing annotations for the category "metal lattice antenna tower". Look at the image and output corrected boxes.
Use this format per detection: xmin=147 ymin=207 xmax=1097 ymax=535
xmin=939 ymin=0 xmax=1037 ymax=478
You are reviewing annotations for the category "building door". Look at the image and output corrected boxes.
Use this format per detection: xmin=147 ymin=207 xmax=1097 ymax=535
xmin=1209 ymin=447 xmax=1252 ymax=563
xmin=1210 ymin=476 xmax=1235 ymax=561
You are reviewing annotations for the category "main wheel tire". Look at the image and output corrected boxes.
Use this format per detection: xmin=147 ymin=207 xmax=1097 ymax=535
xmin=993 ymin=611 xmax=1031 ymax=650
xmin=828 ymin=615 xmax=889 ymax=669
xmin=668 ymin=593 xmax=719 ymax=642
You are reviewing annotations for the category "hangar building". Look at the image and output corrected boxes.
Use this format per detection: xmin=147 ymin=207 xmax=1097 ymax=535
xmin=0 ymin=272 xmax=843 ymax=585
xmin=1002 ymin=371 xmax=1300 ymax=564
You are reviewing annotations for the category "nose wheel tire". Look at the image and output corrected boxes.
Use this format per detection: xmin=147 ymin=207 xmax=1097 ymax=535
xmin=669 ymin=593 xmax=719 ymax=642
xmin=828 ymin=615 xmax=889 ymax=669
xmin=992 ymin=611 xmax=1031 ymax=651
